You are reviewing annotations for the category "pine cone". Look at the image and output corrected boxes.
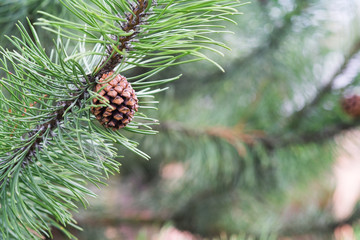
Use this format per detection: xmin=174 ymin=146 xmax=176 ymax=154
xmin=341 ymin=95 xmax=360 ymax=117
xmin=91 ymin=72 xmax=139 ymax=129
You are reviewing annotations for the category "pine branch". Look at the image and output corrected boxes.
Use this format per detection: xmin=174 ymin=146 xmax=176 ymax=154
xmin=157 ymin=117 xmax=360 ymax=153
xmin=187 ymin=0 xmax=311 ymax=87
xmin=0 ymin=0 xmax=241 ymax=239
xmin=286 ymin=39 xmax=360 ymax=129
xmin=261 ymin=119 xmax=360 ymax=149
xmin=237 ymin=0 xmax=310 ymax=65
xmin=158 ymin=118 xmax=347 ymax=152
xmin=1 ymin=0 xmax=150 ymax=186
xmin=0 ymin=1 xmax=153 ymax=237
xmin=158 ymin=121 xmax=265 ymax=155
xmin=160 ymin=118 xmax=360 ymax=149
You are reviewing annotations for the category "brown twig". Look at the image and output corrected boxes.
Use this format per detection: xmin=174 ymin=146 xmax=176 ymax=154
xmin=158 ymin=117 xmax=360 ymax=152
xmin=158 ymin=121 xmax=265 ymax=155
xmin=96 ymin=0 xmax=149 ymax=78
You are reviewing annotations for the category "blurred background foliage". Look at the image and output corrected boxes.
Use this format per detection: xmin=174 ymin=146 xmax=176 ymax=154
xmin=2 ymin=0 xmax=360 ymax=239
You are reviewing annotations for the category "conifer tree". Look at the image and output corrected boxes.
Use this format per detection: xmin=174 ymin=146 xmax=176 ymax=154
xmin=0 ymin=0 xmax=243 ymax=239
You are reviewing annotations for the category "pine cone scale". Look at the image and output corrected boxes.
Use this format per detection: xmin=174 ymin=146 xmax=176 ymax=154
xmin=114 ymin=86 xmax=123 ymax=93
xmin=107 ymin=90 xmax=118 ymax=98
xmin=113 ymin=96 xmax=124 ymax=105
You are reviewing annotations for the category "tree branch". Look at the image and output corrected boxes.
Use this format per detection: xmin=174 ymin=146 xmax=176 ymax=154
xmin=286 ymin=40 xmax=360 ymax=129
xmin=190 ymin=0 xmax=311 ymax=87
xmin=158 ymin=117 xmax=360 ymax=152
xmin=2 ymin=0 xmax=150 ymax=182
xmin=158 ymin=121 xmax=265 ymax=155
xmin=262 ymin=118 xmax=360 ymax=149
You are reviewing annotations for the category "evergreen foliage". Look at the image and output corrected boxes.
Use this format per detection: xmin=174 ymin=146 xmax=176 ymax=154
xmin=0 ymin=0 xmax=243 ymax=239
xmin=108 ymin=0 xmax=360 ymax=238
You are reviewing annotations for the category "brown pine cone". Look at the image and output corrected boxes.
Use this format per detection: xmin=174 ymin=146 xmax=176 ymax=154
xmin=341 ymin=95 xmax=360 ymax=118
xmin=91 ymin=72 xmax=139 ymax=129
